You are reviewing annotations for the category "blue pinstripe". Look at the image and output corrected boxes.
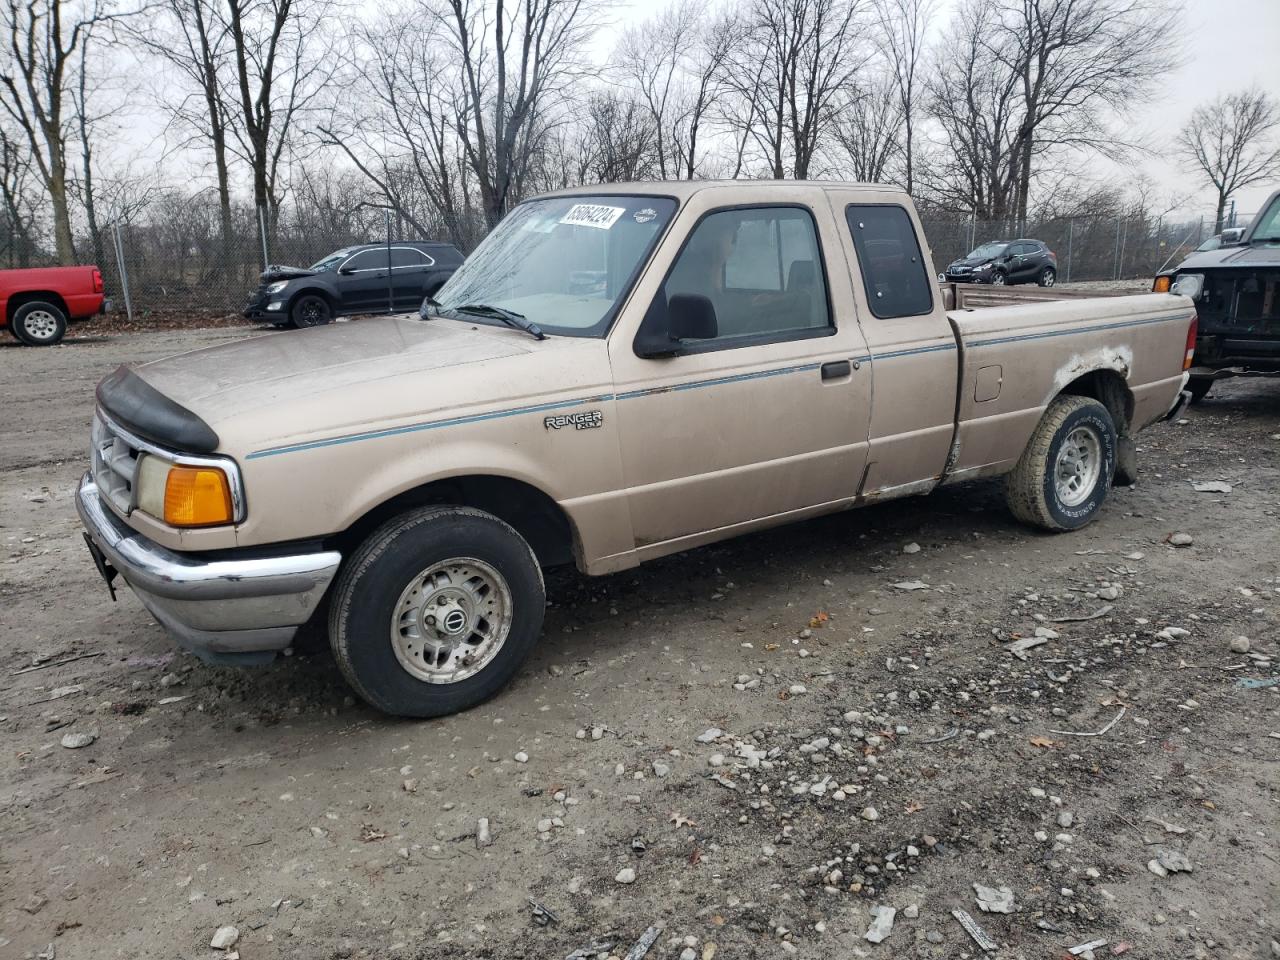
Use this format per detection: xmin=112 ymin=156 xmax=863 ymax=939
xmin=244 ymin=312 xmax=1188 ymax=459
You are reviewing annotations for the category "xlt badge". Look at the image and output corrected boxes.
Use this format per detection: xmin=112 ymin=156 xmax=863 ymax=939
xmin=544 ymin=410 xmax=603 ymax=431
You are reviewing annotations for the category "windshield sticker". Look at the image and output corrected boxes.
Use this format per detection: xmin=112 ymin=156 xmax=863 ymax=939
xmin=633 ymin=208 xmax=657 ymax=224
xmin=559 ymin=204 xmax=626 ymax=230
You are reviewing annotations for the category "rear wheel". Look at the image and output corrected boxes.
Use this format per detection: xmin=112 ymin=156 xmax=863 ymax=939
xmin=1038 ymin=267 xmax=1056 ymax=287
xmin=329 ymin=506 xmax=545 ymax=717
xmin=1006 ymin=396 xmax=1117 ymax=532
xmin=11 ymin=301 xmax=67 ymax=346
xmin=291 ymin=294 xmax=332 ymax=328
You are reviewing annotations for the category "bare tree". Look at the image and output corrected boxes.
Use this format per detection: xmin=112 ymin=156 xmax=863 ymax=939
xmin=319 ymin=10 xmax=478 ymax=249
xmin=993 ymin=0 xmax=1182 ymax=224
xmin=0 ymin=0 xmax=114 ymax=262
xmin=127 ymin=0 xmax=238 ymax=270
xmin=0 ymin=123 xmax=38 ymax=263
xmin=614 ymin=1 xmax=734 ymax=180
xmin=438 ymin=0 xmax=600 ymax=228
xmin=1178 ymin=88 xmax=1280 ymax=232
xmin=927 ymin=0 xmax=1179 ymax=223
xmin=831 ymin=73 xmax=902 ymax=183
xmin=872 ymin=0 xmax=932 ymax=194
xmin=723 ymin=0 xmax=867 ymax=179
xmin=222 ymin=0 xmax=333 ymax=251
xmin=579 ymin=89 xmax=659 ymax=183
xmin=925 ymin=0 xmax=1021 ymax=218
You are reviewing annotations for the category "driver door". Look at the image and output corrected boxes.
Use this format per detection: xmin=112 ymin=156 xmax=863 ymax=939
xmin=337 ymin=249 xmax=392 ymax=312
xmin=607 ymin=195 xmax=873 ymax=558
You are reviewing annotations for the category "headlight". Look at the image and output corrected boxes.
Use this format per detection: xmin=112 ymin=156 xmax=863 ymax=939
xmin=265 ymin=280 xmax=288 ymax=295
xmin=136 ymin=454 xmax=235 ymax=527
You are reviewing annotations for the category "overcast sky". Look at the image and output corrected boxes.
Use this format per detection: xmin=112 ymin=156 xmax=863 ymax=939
xmin=597 ymin=0 xmax=1280 ymax=220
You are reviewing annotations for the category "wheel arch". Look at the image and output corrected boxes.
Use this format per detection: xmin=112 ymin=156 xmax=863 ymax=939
xmin=286 ymin=286 xmax=338 ymax=313
xmin=1057 ymin=367 xmax=1133 ymax=436
xmin=332 ymin=473 xmax=578 ymax=571
xmin=7 ymin=290 xmax=70 ymax=322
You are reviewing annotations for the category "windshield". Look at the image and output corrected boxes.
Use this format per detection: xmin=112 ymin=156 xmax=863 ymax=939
xmin=966 ymin=242 xmax=1008 ymax=260
xmin=1250 ymin=195 xmax=1280 ymax=243
xmin=309 ymin=250 xmax=352 ymax=272
xmin=433 ymin=195 xmax=678 ymax=337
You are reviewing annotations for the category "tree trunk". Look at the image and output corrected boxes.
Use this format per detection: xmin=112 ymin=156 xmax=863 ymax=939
xmin=1214 ymin=192 xmax=1226 ymax=234
xmin=903 ymin=106 xmax=913 ymax=194
xmin=49 ymin=162 xmax=75 ymax=265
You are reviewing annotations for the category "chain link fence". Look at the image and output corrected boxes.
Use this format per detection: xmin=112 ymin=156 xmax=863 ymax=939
xmin=88 ymin=204 xmax=1252 ymax=319
xmin=918 ymin=212 xmax=1251 ymax=285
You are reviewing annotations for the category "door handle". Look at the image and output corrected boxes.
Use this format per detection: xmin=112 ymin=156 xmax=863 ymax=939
xmin=820 ymin=360 xmax=852 ymax=380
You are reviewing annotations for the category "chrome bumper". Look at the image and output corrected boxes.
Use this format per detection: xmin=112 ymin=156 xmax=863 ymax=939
xmin=76 ymin=474 xmax=341 ymax=663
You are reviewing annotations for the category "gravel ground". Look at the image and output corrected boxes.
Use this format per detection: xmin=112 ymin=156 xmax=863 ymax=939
xmin=1 ymin=326 xmax=1278 ymax=960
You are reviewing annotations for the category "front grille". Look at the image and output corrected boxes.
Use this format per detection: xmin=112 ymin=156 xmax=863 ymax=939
xmin=91 ymin=413 xmax=141 ymax=515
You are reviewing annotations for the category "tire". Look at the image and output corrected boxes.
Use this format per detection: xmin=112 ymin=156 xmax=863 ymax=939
xmin=1038 ymin=267 xmax=1056 ymax=287
xmin=990 ymin=271 xmax=1007 ymax=286
xmin=329 ymin=506 xmax=545 ymax=718
xmin=1005 ymin=395 xmax=1117 ymax=532
xmin=291 ymin=294 xmax=332 ymax=328
xmin=11 ymin=301 xmax=67 ymax=346
xmin=1187 ymin=376 xmax=1213 ymax=404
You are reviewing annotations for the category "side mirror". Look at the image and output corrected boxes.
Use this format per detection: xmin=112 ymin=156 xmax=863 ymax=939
xmin=634 ymin=294 xmax=718 ymax=358
xmin=1220 ymin=227 xmax=1244 ymax=245
xmin=668 ymin=294 xmax=717 ymax=341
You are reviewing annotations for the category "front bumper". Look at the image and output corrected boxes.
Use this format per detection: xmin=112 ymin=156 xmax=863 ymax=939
xmin=76 ymin=474 xmax=341 ymax=664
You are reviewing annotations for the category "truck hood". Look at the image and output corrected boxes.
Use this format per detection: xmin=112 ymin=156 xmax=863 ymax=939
xmin=130 ymin=316 xmax=587 ymax=450
xmin=1177 ymin=242 xmax=1280 ymax=271
xmin=948 ymin=255 xmax=996 ymax=269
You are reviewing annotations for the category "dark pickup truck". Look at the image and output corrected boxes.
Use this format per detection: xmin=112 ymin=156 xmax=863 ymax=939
xmin=1155 ymin=188 xmax=1280 ymax=401
xmin=245 ymin=241 xmax=463 ymax=329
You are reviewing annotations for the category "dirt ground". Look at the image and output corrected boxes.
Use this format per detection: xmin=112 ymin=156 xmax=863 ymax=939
xmin=1 ymin=324 xmax=1277 ymax=960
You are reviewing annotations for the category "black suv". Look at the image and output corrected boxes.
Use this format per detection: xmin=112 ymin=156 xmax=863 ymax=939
xmin=1154 ymin=187 xmax=1280 ymax=402
xmin=944 ymin=238 xmax=1058 ymax=287
xmin=245 ymin=241 xmax=463 ymax=328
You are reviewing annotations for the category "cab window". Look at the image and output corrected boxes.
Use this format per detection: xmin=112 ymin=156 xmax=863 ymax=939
xmin=845 ymin=205 xmax=933 ymax=319
xmin=343 ymin=249 xmax=387 ymax=272
xmin=661 ymin=206 xmax=832 ymax=349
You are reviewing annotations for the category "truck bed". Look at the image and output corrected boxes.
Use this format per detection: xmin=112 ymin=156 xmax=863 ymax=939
xmin=942 ymin=292 xmax=1194 ymax=484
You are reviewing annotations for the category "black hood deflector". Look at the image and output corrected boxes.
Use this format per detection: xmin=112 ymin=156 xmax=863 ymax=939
xmin=96 ymin=365 xmax=220 ymax=453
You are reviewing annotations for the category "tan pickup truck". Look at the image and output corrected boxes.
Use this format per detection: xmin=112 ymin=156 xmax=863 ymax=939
xmin=78 ymin=181 xmax=1198 ymax=716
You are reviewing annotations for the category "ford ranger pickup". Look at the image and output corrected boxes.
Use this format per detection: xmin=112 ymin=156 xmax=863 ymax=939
xmin=78 ymin=181 xmax=1197 ymax=717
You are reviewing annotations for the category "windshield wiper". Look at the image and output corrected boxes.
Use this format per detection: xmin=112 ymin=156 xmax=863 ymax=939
xmin=454 ymin=303 xmax=546 ymax=340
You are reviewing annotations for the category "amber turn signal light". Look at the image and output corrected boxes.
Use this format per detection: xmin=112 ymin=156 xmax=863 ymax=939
xmin=164 ymin=466 xmax=234 ymax=527
xmin=1152 ymin=275 xmax=1172 ymax=293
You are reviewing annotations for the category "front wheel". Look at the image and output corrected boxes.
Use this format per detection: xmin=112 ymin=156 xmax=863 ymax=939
xmin=291 ymin=294 xmax=332 ymax=328
xmin=1038 ymin=267 xmax=1056 ymax=287
xmin=1006 ymin=395 xmax=1117 ymax=532
xmin=11 ymin=301 xmax=68 ymax=345
xmin=990 ymin=271 xmax=1007 ymax=286
xmin=329 ymin=506 xmax=545 ymax=717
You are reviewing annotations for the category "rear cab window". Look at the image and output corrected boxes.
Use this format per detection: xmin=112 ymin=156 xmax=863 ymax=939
xmin=844 ymin=205 xmax=934 ymax=319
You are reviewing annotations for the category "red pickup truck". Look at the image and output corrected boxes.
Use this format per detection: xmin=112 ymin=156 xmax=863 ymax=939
xmin=2 ymin=265 xmax=106 ymax=346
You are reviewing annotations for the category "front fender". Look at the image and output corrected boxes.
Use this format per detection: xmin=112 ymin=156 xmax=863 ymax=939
xmin=232 ymin=401 xmax=630 ymax=562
